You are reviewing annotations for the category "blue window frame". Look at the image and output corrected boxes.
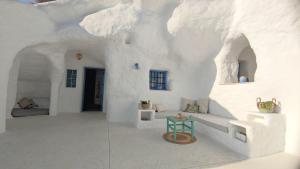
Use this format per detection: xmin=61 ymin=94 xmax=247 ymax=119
xmin=66 ymin=69 xmax=77 ymax=88
xmin=149 ymin=70 xmax=168 ymax=90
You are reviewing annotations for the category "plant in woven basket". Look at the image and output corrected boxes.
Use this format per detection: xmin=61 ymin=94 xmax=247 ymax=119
xmin=256 ymin=97 xmax=277 ymax=113
xmin=140 ymin=100 xmax=151 ymax=109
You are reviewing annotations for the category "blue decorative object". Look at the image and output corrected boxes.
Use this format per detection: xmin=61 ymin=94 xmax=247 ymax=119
xmin=239 ymin=76 xmax=248 ymax=83
xmin=149 ymin=70 xmax=168 ymax=90
xmin=134 ymin=63 xmax=139 ymax=70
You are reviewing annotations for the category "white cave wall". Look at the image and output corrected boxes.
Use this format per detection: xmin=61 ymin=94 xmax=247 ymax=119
xmin=212 ymin=0 xmax=300 ymax=156
xmin=0 ymin=0 xmax=114 ymax=132
xmin=168 ymin=0 xmax=300 ymax=156
xmin=82 ymin=0 xmax=208 ymax=123
xmin=0 ymin=0 xmax=299 ymax=157
xmin=6 ymin=45 xmax=66 ymax=118
xmin=0 ymin=0 xmax=60 ymax=132
xmin=58 ymin=50 xmax=105 ymax=113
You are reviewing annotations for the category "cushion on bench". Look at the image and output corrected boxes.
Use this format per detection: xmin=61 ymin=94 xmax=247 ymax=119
xmin=12 ymin=108 xmax=49 ymax=117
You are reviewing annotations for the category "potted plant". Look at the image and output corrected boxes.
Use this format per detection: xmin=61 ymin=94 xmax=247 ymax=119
xmin=140 ymin=100 xmax=151 ymax=109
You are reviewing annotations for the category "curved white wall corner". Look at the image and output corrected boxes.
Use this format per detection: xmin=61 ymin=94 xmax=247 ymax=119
xmin=214 ymin=33 xmax=252 ymax=84
xmin=0 ymin=0 xmax=58 ymax=133
xmin=6 ymin=57 xmax=21 ymax=119
xmin=0 ymin=0 xmax=299 ymax=157
xmin=167 ymin=0 xmax=300 ymax=156
xmin=0 ymin=67 xmax=10 ymax=133
xmin=49 ymin=80 xmax=62 ymax=116
xmin=48 ymin=53 xmax=66 ymax=116
xmin=7 ymin=47 xmax=66 ymax=117
xmin=210 ymin=0 xmax=300 ymax=156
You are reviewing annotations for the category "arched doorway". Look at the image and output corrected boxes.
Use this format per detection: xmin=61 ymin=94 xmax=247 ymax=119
xmin=6 ymin=45 xmax=65 ymax=119
xmin=12 ymin=52 xmax=52 ymax=117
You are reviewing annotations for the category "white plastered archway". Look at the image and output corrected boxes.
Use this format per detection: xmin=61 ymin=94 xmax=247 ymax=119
xmin=6 ymin=45 xmax=67 ymax=119
xmin=215 ymin=33 xmax=257 ymax=84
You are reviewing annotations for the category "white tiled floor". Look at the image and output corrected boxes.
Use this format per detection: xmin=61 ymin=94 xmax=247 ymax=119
xmin=0 ymin=113 xmax=298 ymax=169
xmin=210 ymin=153 xmax=300 ymax=169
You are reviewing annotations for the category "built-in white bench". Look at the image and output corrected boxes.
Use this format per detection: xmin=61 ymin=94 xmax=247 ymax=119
xmin=136 ymin=107 xmax=286 ymax=158
xmin=155 ymin=111 xmax=231 ymax=133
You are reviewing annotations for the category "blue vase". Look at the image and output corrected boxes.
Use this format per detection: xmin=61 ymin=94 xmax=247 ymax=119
xmin=239 ymin=76 xmax=248 ymax=83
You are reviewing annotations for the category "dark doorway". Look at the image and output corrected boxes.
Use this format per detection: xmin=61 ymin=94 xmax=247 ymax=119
xmin=82 ymin=68 xmax=105 ymax=112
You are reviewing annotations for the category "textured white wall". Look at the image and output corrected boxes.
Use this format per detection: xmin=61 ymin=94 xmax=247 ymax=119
xmin=101 ymin=1 xmax=208 ymax=122
xmin=0 ymin=0 xmax=57 ymax=132
xmin=218 ymin=0 xmax=300 ymax=156
xmin=58 ymin=50 xmax=105 ymax=113
xmin=105 ymin=43 xmax=205 ymax=122
xmin=168 ymin=0 xmax=300 ymax=156
xmin=238 ymin=46 xmax=257 ymax=82
xmin=0 ymin=0 xmax=299 ymax=157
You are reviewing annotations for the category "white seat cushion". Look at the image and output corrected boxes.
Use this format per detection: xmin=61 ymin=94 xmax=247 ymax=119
xmin=192 ymin=114 xmax=231 ymax=133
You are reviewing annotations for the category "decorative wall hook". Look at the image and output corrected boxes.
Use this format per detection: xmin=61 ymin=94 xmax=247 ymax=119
xmin=134 ymin=63 xmax=139 ymax=70
xmin=75 ymin=52 xmax=83 ymax=60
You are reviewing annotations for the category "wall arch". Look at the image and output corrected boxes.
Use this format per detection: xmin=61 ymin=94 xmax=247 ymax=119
xmin=215 ymin=33 xmax=257 ymax=84
xmin=6 ymin=45 xmax=66 ymax=119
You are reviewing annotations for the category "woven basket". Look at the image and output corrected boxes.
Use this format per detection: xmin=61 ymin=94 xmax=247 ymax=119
xmin=141 ymin=103 xmax=150 ymax=109
xmin=140 ymin=101 xmax=151 ymax=109
xmin=256 ymin=97 xmax=277 ymax=113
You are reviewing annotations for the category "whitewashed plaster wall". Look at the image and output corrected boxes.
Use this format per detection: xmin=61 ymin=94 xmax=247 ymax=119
xmin=104 ymin=42 xmax=205 ymax=122
xmin=58 ymin=50 xmax=105 ymax=113
xmin=94 ymin=0 xmax=208 ymax=123
xmin=169 ymin=0 xmax=300 ymax=156
xmin=0 ymin=1 xmax=58 ymax=132
xmin=1 ymin=0 xmax=299 ymax=157
xmin=212 ymin=0 xmax=300 ymax=156
xmin=0 ymin=0 xmax=116 ymax=132
xmin=6 ymin=46 xmax=66 ymax=118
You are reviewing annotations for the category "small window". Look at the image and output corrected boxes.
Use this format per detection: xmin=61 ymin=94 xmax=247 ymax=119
xmin=66 ymin=69 xmax=77 ymax=88
xmin=149 ymin=70 xmax=168 ymax=90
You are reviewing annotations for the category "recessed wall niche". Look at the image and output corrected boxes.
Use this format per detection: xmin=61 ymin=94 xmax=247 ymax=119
xmin=215 ymin=33 xmax=257 ymax=84
xmin=238 ymin=46 xmax=257 ymax=83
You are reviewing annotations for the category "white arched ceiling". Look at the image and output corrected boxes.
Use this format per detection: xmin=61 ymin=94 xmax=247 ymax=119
xmin=18 ymin=52 xmax=51 ymax=82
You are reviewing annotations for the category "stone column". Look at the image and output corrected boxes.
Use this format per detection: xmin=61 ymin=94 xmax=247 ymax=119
xmin=48 ymin=55 xmax=65 ymax=116
xmin=35 ymin=47 xmax=66 ymax=117
xmin=0 ymin=59 xmax=11 ymax=133
xmin=49 ymin=77 xmax=63 ymax=116
xmin=0 ymin=72 xmax=8 ymax=133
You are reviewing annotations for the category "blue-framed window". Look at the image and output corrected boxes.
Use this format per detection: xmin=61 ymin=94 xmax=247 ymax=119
xmin=149 ymin=70 xmax=168 ymax=90
xmin=66 ymin=69 xmax=77 ymax=88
